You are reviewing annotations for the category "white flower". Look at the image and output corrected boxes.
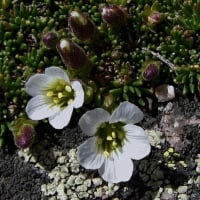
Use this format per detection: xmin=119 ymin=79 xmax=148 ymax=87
xmin=77 ymin=101 xmax=151 ymax=183
xmin=25 ymin=66 xmax=84 ymax=129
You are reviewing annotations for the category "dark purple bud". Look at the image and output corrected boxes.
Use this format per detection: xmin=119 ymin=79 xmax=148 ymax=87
xmin=14 ymin=124 xmax=35 ymax=149
xmin=142 ymin=63 xmax=159 ymax=81
xmin=56 ymin=39 xmax=88 ymax=69
xmin=100 ymin=4 xmax=127 ymax=27
xmin=43 ymin=32 xmax=58 ymax=49
xmin=68 ymin=11 xmax=96 ymax=41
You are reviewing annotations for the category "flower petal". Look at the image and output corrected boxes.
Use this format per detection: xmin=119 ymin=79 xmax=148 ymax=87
xmin=79 ymin=108 xmax=110 ymax=136
xmin=25 ymin=74 xmax=53 ymax=96
xmin=71 ymin=80 xmax=84 ymax=108
xmin=48 ymin=105 xmax=73 ymax=129
xmin=45 ymin=66 xmax=70 ymax=82
xmin=77 ymin=137 xmax=104 ymax=169
xmin=26 ymin=95 xmax=59 ymax=120
xmin=123 ymin=124 xmax=151 ymax=160
xmin=109 ymin=101 xmax=144 ymax=124
xmin=98 ymin=153 xmax=133 ymax=183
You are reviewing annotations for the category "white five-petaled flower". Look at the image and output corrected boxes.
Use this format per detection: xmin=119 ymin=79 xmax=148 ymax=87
xmin=25 ymin=66 xmax=84 ymax=129
xmin=78 ymin=101 xmax=151 ymax=183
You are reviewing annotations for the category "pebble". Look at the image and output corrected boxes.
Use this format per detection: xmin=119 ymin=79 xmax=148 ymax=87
xmin=92 ymin=177 xmax=103 ymax=186
xmin=177 ymin=186 xmax=188 ymax=194
xmin=39 ymin=148 xmax=119 ymax=199
xmin=178 ymin=193 xmax=188 ymax=200
xmin=146 ymin=129 xmax=165 ymax=149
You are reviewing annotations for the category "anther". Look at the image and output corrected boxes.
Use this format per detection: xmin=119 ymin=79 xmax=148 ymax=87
xmin=53 ymin=97 xmax=59 ymax=104
xmin=58 ymin=92 xmax=63 ymax=98
xmin=111 ymin=131 xmax=116 ymax=138
xmin=112 ymin=141 xmax=117 ymax=148
xmin=103 ymin=151 xmax=109 ymax=157
xmin=65 ymin=85 xmax=72 ymax=92
xmin=46 ymin=91 xmax=54 ymax=97
xmin=68 ymin=99 xmax=73 ymax=105
xmin=106 ymin=136 xmax=113 ymax=141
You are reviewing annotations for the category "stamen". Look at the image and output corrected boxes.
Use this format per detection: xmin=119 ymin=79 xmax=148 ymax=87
xmin=112 ymin=141 xmax=117 ymax=148
xmin=103 ymin=151 xmax=110 ymax=157
xmin=46 ymin=91 xmax=54 ymax=97
xmin=65 ymin=85 xmax=72 ymax=92
xmin=118 ymin=131 xmax=124 ymax=140
xmin=58 ymin=92 xmax=63 ymax=98
xmin=111 ymin=131 xmax=116 ymax=138
xmin=53 ymin=97 xmax=59 ymax=104
xmin=68 ymin=99 xmax=73 ymax=105
xmin=106 ymin=136 xmax=113 ymax=141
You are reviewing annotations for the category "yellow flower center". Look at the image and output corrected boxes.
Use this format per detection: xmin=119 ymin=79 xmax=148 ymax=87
xmin=96 ymin=122 xmax=126 ymax=157
xmin=44 ymin=79 xmax=75 ymax=108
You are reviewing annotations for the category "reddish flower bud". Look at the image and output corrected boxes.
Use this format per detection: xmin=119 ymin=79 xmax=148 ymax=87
xmin=142 ymin=62 xmax=160 ymax=81
xmin=56 ymin=39 xmax=88 ymax=69
xmin=68 ymin=11 xmax=96 ymax=41
xmin=14 ymin=124 xmax=35 ymax=149
xmin=42 ymin=32 xmax=58 ymax=49
xmin=100 ymin=4 xmax=127 ymax=27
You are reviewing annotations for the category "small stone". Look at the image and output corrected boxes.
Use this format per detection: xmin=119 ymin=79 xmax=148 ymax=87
xmin=113 ymin=185 xmax=120 ymax=192
xmin=177 ymin=186 xmax=188 ymax=194
xmin=178 ymin=194 xmax=188 ymax=200
xmin=92 ymin=177 xmax=103 ymax=186
xmin=41 ymin=184 xmax=47 ymax=194
xmin=74 ymin=175 xmax=84 ymax=185
xmin=67 ymin=175 xmax=76 ymax=186
xmin=194 ymin=176 xmax=200 ymax=184
xmin=35 ymin=162 xmax=45 ymax=170
xmin=30 ymin=156 xmax=37 ymax=163
xmin=94 ymin=187 xmax=103 ymax=198
xmin=155 ymin=84 xmax=175 ymax=102
xmin=70 ymin=163 xmax=80 ymax=173
xmin=146 ymin=129 xmax=164 ymax=148
xmin=84 ymin=179 xmax=91 ymax=187
xmin=46 ymin=183 xmax=57 ymax=195
xmin=76 ymin=185 xmax=87 ymax=192
xmin=57 ymin=183 xmax=65 ymax=195
xmin=77 ymin=191 xmax=89 ymax=199
xmin=66 ymin=189 xmax=73 ymax=196
xmin=166 ymin=187 xmax=173 ymax=194
xmin=187 ymin=178 xmax=194 ymax=185
xmin=57 ymin=156 xmax=67 ymax=164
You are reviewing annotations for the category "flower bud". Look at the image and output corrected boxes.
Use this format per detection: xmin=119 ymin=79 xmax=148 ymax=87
xmin=56 ymin=39 xmax=88 ymax=69
xmin=148 ymin=11 xmax=163 ymax=25
xmin=12 ymin=117 xmax=37 ymax=149
xmin=68 ymin=10 xmax=96 ymax=42
xmin=2 ymin=0 xmax=11 ymax=9
xmin=100 ymin=4 xmax=127 ymax=27
xmin=142 ymin=2 xmax=164 ymax=30
xmin=42 ymin=32 xmax=58 ymax=49
xmin=14 ymin=124 xmax=35 ymax=149
xmin=142 ymin=62 xmax=159 ymax=81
